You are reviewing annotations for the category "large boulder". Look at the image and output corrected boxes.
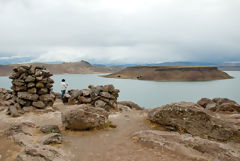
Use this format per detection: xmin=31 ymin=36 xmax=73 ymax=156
xmin=61 ymin=104 xmax=109 ymax=130
xmin=148 ymin=102 xmax=240 ymax=143
xmin=133 ymin=130 xmax=240 ymax=161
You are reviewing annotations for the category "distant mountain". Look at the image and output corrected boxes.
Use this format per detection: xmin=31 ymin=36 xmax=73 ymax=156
xmin=148 ymin=61 xmax=218 ymax=66
xmin=0 ymin=60 xmax=121 ymax=76
xmin=219 ymin=62 xmax=240 ymax=71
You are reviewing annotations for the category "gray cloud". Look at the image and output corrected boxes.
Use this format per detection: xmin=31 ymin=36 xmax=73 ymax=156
xmin=0 ymin=0 xmax=240 ymax=64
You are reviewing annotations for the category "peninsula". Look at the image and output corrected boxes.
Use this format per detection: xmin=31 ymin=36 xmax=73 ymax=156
xmin=104 ymin=66 xmax=232 ymax=81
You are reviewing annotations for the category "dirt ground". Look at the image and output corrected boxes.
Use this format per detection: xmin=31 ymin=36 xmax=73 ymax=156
xmin=0 ymin=100 xmax=216 ymax=161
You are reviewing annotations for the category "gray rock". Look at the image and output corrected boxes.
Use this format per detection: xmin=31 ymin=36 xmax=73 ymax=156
xmin=40 ymin=133 xmax=62 ymax=145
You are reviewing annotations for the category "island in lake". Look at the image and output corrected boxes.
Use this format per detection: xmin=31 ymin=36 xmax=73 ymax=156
xmin=104 ymin=66 xmax=232 ymax=81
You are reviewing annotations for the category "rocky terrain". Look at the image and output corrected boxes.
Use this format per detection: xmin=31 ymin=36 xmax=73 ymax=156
xmin=0 ymin=66 xmax=240 ymax=161
xmin=104 ymin=66 xmax=232 ymax=81
xmin=0 ymin=60 xmax=121 ymax=76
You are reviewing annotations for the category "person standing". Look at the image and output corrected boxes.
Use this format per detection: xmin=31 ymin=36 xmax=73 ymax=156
xmin=61 ymin=79 xmax=68 ymax=101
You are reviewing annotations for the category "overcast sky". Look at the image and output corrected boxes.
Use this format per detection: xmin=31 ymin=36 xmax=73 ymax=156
xmin=0 ymin=0 xmax=239 ymax=64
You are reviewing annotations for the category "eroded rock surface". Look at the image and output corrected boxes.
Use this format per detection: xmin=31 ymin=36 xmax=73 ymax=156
xmin=148 ymin=102 xmax=240 ymax=142
xmin=133 ymin=130 xmax=240 ymax=161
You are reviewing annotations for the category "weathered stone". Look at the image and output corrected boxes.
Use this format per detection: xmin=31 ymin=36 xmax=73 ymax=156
xmin=197 ymin=98 xmax=213 ymax=108
xmin=36 ymin=76 xmax=43 ymax=81
xmin=23 ymin=106 xmax=34 ymax=112
xmin=16 ymin=153 xmax=45 ymax=161
xmin=12 ymin=79 xmax=25 ymax=86
xmin=38 ymin=88 xmax=48 ymax=95
xmin=133 ymin=130 xmax=240 ymax=161
xmin=95 ymin=100 xmax=106 ymax=108
xmin=18 ymin=92 xmax=39 ymax=101
xmin=42 ymin=70 xmax=53 ymax=77
xmin=28 ymin=88 xmax=37 ymax=94
xmin=29 ymin=66 xmax=36 ymax=75
xmin=16 ymin=98 xmax=27 ymax=105
xmin=148 ymin=102 xmax=240 ymax=143
xmin=32 ymin=101 xmax=46 ymax=109
xmin=61 ymin=104 xmax=109 ymax=130
xmin=27 ymin=82 xmax=35 ymax=88
xmin=25 ymin=76 xmax=35 ymax=82
xmin=21 ymin=64 xmax=31 ymax=70
xmin=118 ymin=101 xmax=143 ymax=110
xmin=40 ymin=133 xmax=62 ymax=145
xmin=9 ymin=105 xmax=19 ymax=117
xmin=13 ymin=85 xmax=27 ymax=91
xmin=23 ymin=144 xmax=67 ymax=161
xmin=36 ymin=82 xmax=44 ymax=88
xmin=47 ymin=78 xmax=54 ymax=83
xmin=35 ymin=69 xmax=43 ymax=76
xmin=78 ymin=96 xmax=92 ymax=103
xmin=39 ymin=94 xmax=55 ymax=102
xmin=213 ymin=98 xmax=236 ymax=105
xmin=82 ymin=89 xmax=91 ymax=96
xmin=197 ymin=98 xmax=240 ymax=113
xmin=100 ymin=92 xmax=115 ymax=99
xmin=40 ymin=125 xmax=60 ymax=134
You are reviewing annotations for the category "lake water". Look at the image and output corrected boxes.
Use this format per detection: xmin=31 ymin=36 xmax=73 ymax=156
xmin=0 ymin=71 xmax=239 ymax=108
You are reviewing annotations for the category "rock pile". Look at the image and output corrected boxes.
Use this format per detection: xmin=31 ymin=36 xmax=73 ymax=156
xmin=65 ymin=84 xmax=120 ymax=111
xmin=197 ymin=97 xmax=240 ymax=113
xmin=0 ymin=88 xmax=13 ymax=106
xmin=8 ymin=65 xmax=55 ymax=116
xmin=147 ymin=102 xmax=240 ymax=143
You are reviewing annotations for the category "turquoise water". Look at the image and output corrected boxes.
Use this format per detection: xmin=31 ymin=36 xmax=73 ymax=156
xmin=0 ymin=71 xmax=239 ymax=108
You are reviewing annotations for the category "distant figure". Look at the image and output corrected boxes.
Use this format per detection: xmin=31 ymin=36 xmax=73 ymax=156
xmin=61 ymin=79 xmax=68 ymax=101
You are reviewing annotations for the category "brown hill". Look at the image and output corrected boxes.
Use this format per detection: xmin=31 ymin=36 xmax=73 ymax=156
xmin=0 ymin=61 xmax=121 ymax=76
xmin=104 ymin=66 xmax=232 ymax=81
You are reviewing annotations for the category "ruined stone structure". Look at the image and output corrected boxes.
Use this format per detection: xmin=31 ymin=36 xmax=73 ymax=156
xmin=8 ymin=65 xmax=55 ymax=116
xmin=65 ymin=84 xmax=120 ymax=111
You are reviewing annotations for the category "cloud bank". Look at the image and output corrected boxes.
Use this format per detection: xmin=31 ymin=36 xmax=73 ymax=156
xmin=0 ymin=0 xmax=239 ymax=64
